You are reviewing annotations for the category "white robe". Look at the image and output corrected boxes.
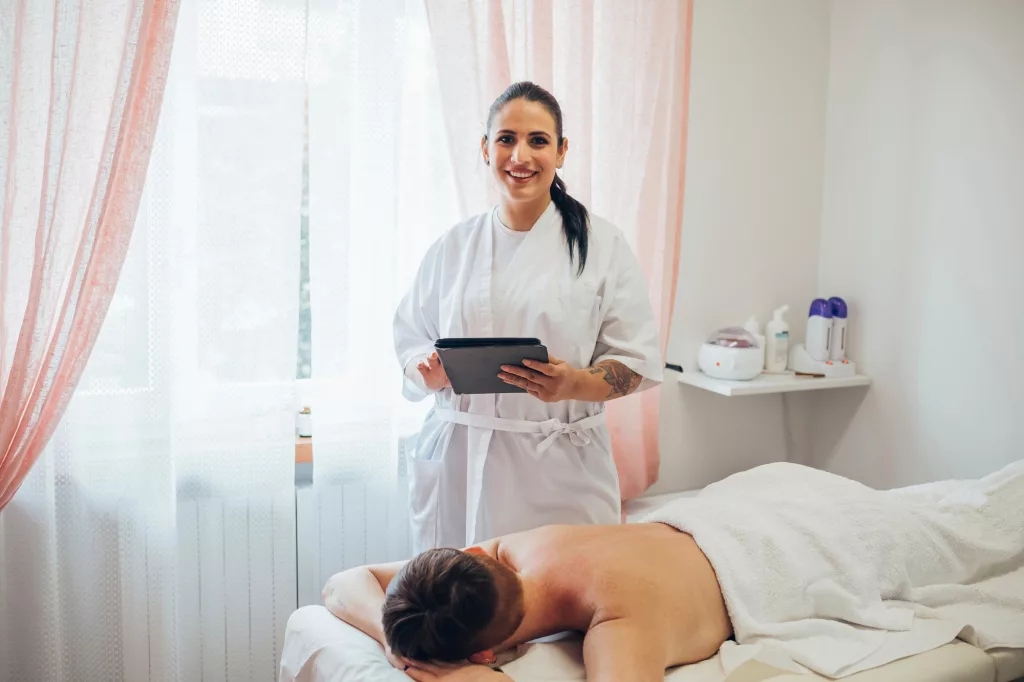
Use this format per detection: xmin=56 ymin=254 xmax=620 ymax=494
xmin=393 ymin=201 xmax=662 ymax=553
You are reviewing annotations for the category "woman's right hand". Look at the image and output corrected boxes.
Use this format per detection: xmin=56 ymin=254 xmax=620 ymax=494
xmin=417 ymin=352 xmax=451 ymax=391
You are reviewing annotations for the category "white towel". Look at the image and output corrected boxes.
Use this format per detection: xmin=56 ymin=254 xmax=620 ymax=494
xmin=641 ymin=460 xmax=1024 ymax=679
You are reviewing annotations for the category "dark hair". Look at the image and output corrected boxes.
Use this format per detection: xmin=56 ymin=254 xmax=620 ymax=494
xmin=382 ymin=548 xmax=523 ymax=662
xmin=485 ymin=81 xmax=589 ymax=276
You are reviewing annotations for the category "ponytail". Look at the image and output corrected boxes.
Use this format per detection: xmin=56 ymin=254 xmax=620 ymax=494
xmin=550 ymin=174 xmax=589 ymax=276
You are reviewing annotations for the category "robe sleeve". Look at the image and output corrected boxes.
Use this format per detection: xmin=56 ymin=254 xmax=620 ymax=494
xmin=590 ymin=238 xmax=664 ymax=393
xmin=393 ymin=239 xmax=443 ymax=401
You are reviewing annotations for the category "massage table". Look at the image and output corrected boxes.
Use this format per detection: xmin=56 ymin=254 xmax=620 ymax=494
xmin=279 ymin=488 xmax=1024 ymax=682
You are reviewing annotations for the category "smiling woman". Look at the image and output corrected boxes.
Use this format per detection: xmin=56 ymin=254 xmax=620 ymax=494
xmin=393 ymin=81 xmax=664 ymax=557
xmin=481 ymin=83 xmax=589 ymax=278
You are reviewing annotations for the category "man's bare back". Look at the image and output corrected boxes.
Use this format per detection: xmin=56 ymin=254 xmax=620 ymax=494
xmin=484 ymin=523 xmax=732 ymax=676
xmin=323 ymin=522 xmax=732 ymax=682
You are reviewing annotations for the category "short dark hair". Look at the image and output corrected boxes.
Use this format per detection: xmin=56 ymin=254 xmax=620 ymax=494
xmin=381 ymin=548 xmax=522 ymax=662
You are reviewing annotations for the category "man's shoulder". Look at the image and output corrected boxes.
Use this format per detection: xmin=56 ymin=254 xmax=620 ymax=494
xmin=498 ymin=525 xmax=571 ymax=564
xmin=502 ymin=524 xmax=621 ymax=575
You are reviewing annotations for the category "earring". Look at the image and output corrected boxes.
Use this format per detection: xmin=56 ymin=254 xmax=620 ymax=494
xmin=485 ymin=159 xmax=490 ymax=166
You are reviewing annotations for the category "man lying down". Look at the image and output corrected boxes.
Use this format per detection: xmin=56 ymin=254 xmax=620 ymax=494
xmin=322 ymin=461 xmax=1024 ymax=681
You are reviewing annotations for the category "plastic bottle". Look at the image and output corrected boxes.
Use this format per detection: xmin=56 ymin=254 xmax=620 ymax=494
xmin=744 ymin=315 xmax=765 ymax=371
xmin=806 ymin=299 xmax=833 ymax=362
xmin=296 ymin=406 xmax=312 ymax=437
xmin=764 ymin=305 xmax=790 ymax=373
xmin=828 ymin=297 xmax=848 ymax=361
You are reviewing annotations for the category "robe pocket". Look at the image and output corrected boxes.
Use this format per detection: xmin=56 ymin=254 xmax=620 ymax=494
xmin=557 ymin=284 xmax=602 ymax=360
xmin=560 ymin=281 xmax=601 ymax=320
xmin=408 ymin=455 xmax=443 ymax=552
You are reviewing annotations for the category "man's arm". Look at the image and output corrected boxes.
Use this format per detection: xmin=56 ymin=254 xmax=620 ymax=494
xmin=322 ymin=560 xmax=406 ymax=647
xmin=582 ymin=617 xmax=666 ymax=682
xmin=403 ymin=662 xmax=514 ymax=682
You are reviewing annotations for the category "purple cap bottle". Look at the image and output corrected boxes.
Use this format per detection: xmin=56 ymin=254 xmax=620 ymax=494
xmin=809 ymin=298 xmax=833 ymax=318
xmin=807 ymin=298 xmax=832 ymax=361
xmin=828 ymin=297 xmax=848 ymax=360
xmin=829 ymin=297 xmax=848 ymax=319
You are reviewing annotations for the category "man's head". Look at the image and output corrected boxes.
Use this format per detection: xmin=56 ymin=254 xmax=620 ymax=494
xmin=382 ymin=547 xmax=526 ymax=663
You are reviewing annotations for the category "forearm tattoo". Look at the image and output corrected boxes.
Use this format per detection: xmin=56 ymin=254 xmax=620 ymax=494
xmin=588 ymin=360 xmax=643 ymax=399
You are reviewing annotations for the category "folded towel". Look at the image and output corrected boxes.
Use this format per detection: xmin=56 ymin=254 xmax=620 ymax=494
xmin=641 ymin=460 xmax=1024 ymax=678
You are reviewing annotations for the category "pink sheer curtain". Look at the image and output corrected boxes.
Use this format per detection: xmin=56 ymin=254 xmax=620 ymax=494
xmin=0 ymin=0 xmax=180 ymax=511
xmin=425 ymin=0 xmax=693 ymax=500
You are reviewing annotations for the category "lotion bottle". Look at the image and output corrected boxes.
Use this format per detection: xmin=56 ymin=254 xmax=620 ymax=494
xmin=764 ymin=305 xmax=790 ymax=373
xmin=744 ymin=315 xmax=765 ymax=371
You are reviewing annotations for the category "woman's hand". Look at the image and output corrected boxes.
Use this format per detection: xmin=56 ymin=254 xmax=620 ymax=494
xmin=498 ymin=355 xmax=580 ymax=402
xmin=501 ymin=358 xmax=643 ymax=403
xmin=417 ymin=352 xmax=451 ymax=391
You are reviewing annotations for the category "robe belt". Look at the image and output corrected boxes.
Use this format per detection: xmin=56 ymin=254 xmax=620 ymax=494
xmin=435 ymin=409 xmax=606 ymax=455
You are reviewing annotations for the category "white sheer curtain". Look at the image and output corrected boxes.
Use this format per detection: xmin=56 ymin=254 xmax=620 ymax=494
xmin=0 ymin=0 xmax=305 ymax=679
xmin=426 ymin=0 xmax=692 ymax=501
xmin=297 ymin=0 xmax=460 ymax=601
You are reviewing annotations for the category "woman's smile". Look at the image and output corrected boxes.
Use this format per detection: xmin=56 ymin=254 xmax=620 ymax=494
xmin=505 ymin=168 xmax=538 ymax=184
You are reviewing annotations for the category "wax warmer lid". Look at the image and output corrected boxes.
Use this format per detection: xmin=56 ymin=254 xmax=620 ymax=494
xmin=705 ymin=326 xmax=761 ymax=349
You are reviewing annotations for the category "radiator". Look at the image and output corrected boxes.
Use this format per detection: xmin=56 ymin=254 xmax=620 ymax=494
xmin=295 ymin=472 xmax=411 ymax=608
xmin=175 ymin=492 xmax=297 ymax=682
xmin=0 ymin=471 xmax=296 ymax=682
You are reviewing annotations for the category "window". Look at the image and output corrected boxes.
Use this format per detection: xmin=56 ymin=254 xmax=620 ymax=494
xmin=298 ymin=94 xmax=312 ymax=380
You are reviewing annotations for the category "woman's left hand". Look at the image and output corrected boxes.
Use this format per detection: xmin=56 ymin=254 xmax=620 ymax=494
xmin=499 ymin=356 xmax=579 ymax=402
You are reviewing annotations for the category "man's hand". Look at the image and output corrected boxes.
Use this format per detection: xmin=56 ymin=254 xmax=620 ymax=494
xmin=498 ymin=355 xmax=580 ymax=402
xmin=401 ymin=660 xmax=511 ymax=682
xmin=417 ymin=352 xmax=451 ymax=391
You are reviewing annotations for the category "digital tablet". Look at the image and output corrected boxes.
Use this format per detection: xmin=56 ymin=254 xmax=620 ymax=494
xmin=434 ymin=338 xmax=549 ymax=394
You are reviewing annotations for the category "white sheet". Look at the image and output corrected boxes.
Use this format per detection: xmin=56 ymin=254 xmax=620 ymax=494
xmin=277 ymin=606 xmax=730 ymax=682
xmin=502 ymin=637 xmax=1014 ymax=682
xmin=623 ymin=488 xmax=702 ymax=523
xmin=642 ymin=460 xmax=1024 ymax=678
xmin=990 ymin=647 xmax=1024 ymax=682
xmin=280 ymin=605 xmax=410 ymax=682
xmin=278 ymin=606 xmax=1021 ymax=682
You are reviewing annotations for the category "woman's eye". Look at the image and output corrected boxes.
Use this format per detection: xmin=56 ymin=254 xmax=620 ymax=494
xmin=531 ymin=137 xmax=548 ymax=145
xmin=497 ymin=135 xmax=514 ymax=144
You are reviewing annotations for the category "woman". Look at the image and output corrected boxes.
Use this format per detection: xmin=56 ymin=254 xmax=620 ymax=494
xmin=394 ymin=81 xmax=662 ymax=554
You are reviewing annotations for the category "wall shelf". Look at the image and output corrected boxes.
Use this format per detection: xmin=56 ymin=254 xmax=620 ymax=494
xmin=677 ymin=370 xmax=871 ymax=397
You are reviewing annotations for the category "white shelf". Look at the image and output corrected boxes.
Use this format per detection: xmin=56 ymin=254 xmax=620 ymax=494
xmin=677 ymin=370 xmax=871 ymax=397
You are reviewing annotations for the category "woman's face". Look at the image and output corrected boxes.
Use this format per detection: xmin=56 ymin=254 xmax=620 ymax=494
xmin=482 ymin=99 xmax=567 ymax=206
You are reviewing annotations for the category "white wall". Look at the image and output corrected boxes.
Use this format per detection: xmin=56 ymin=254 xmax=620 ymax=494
xmin=806 ymin=0 xmax=1024 ymax=486
xmin=651 ymin=0 xmax=831 ymax=494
